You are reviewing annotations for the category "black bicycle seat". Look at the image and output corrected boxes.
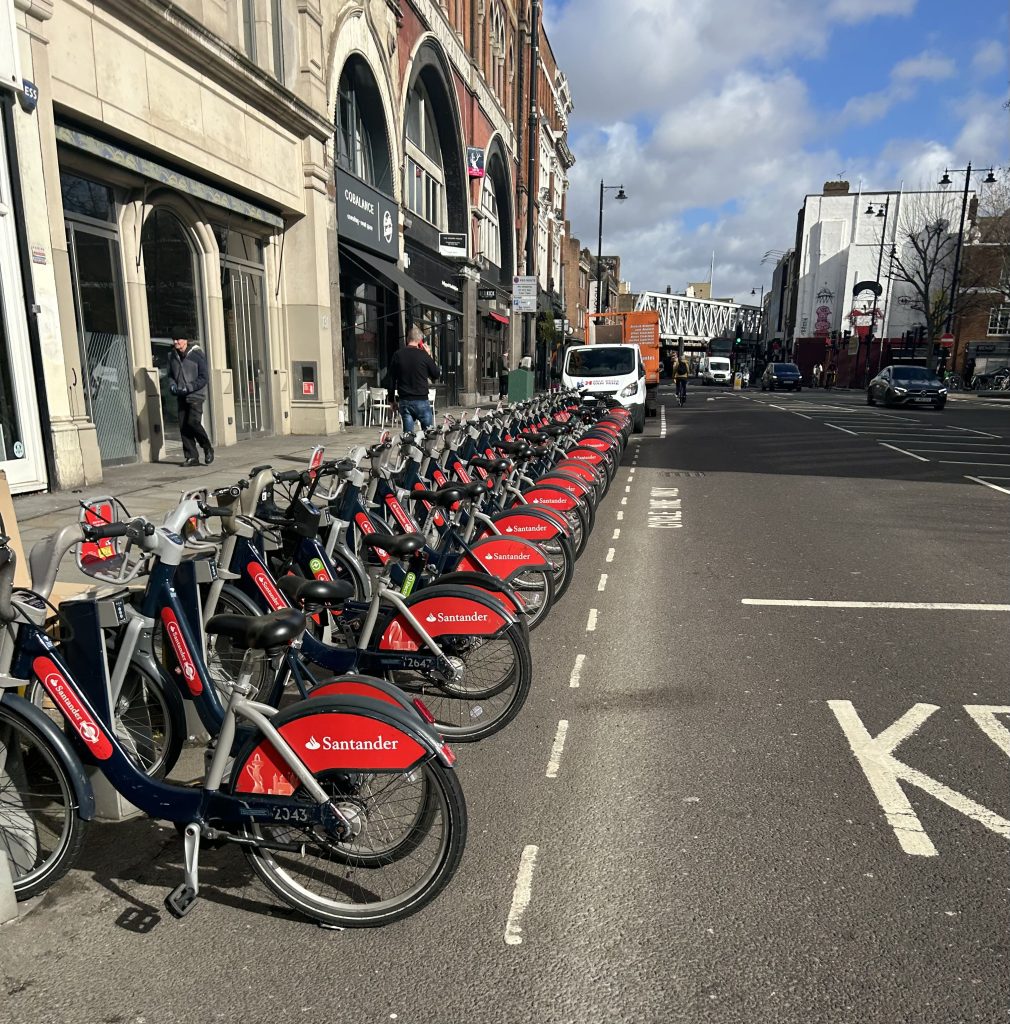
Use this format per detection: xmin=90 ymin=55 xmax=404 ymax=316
xmin=206 ymin=609 xmax=306 ymax=650
xmin=406 ymin=486 xmax=464 ymax=509
xmin=469 ymin=457 xmax=509 ymax=473
xmin=497 ymin=441 xmax=528 ymax=456
xmin=362 ymin=533 xmax=425 ymax=558
xmin=543 ymin=424 xmax=571 ymax=437
xmin=276 ymin=574 xmax=354 ymax=608
xmin=464 ymin=480 xmax=492 ymax=499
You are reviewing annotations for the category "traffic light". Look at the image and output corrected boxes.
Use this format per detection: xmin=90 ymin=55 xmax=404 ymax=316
xmin=734 ymin=321 xmax=743 ymax=347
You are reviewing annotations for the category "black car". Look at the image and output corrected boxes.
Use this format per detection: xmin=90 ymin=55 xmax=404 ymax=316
xmin=760 ymin=362 xmax=802 ymax=391
xmin=867 ymin=365 xmax=947 ymax=409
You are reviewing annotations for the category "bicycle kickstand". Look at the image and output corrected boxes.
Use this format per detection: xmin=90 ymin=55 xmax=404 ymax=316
xmin=165 ymin=822 xmax=201 ymax=918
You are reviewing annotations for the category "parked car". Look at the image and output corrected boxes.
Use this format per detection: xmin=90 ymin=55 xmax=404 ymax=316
xmin=867 ymin=365 xmax=947 ymax=408
xmin=760 ymin=362 xmax=802 ymax=391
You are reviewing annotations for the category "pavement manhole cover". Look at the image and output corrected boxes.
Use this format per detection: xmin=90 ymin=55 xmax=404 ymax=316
xmin=662 ymin=471 xmax=706 ymax=477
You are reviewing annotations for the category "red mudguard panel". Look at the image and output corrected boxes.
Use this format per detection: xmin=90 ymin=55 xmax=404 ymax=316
xmin=487 ymin=511 xmax=564 ymax=541
xmin=522 ymin=485 xmax=580 ymax=512
xmin=379 ymin=594 xmax=509 ymax=651
xmin=234 ymin=713 xmax=427 ymax=794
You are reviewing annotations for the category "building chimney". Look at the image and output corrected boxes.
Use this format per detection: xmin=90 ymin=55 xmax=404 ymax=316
xmin=823 ymin=180 xmax=850 ymax=195
xmin=666 ymin=285 xmax=672 ymax=294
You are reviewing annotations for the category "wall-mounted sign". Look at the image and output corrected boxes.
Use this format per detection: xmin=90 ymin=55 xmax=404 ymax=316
xmin=1 ymin=1 xmax=22 ymax=93
xmin=335 ymin=167 xmax=399 ymax=260
xmin=438 ymin=232 xmax=467 ymax=259
xmin=478 ymin=285 xmax=497 ymax=301
xmin=512 ymin=275 xmax=537 ymax=313
xmin=19 ymin=80 xmax=38 ymax=113
xmin=467 ymin=147 xmax=486 ymax=179
xmin=30 ymin=244 xmax=47 ymax=265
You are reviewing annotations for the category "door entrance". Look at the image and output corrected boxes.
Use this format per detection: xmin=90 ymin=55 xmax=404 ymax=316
xmin=222 ymin=265 xmax=268 ymax=437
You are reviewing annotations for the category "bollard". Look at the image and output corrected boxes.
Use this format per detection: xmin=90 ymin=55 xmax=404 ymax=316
xmin=0 ymin=852 xmax=18 ymax=924
xmin=733 ymin=372 xmax=742 ymax=391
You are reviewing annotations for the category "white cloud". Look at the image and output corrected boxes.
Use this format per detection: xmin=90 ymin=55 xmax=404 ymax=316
xmin=971 ymin=40 xmax=1007 ymax=77
xmin=891 ymin=52 xmax=956 ymax=82
xmin=841 ymin=50 xmax=956 ymax=125
xmin=826 ymin=0 xmax=916 ymax=21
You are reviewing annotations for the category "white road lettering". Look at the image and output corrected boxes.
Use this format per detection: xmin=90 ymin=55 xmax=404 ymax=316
xmin=545 ymin=720 xmax=569 ymax=778
xmin=742 ymin=599 xmax=1010 ymax=611
xmin=649 ymin=486 xmax=683 ymax=529
xmin=963 ymin=706 xmax=1010 ymax=757
xmin=828 ymin=701 xmax=1010 ymax=857
xmin=504 ymin=845 xmax=539 ymax=945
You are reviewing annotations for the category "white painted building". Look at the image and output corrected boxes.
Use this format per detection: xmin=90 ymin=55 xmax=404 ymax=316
xmin=792 ymin=181 xmax=974 ymax=346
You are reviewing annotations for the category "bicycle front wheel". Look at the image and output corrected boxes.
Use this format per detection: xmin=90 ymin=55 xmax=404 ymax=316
xmin=242 ymin=758 xmax=466 ymax=927
xmin=0 ymin=704 xmax=87 ymax=900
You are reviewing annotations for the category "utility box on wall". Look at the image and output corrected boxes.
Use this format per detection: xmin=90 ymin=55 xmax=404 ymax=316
xmin=508 ymin=368 xmax=534 ymax=402
xmin=292 ymin=361 xmax=318 ymax=401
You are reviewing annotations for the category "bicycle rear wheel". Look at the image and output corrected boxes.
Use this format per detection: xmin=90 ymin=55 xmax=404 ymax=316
xmin=0 ymin=704 xmax=87 ymax=900
xmin=242 ymin=758 xmax=466 ymax=927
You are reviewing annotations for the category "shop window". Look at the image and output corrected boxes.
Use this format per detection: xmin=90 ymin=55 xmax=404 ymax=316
xmin=61 ymin=173 xmax=114 ymax=222
xmin=336 ymin=60 xmax=394 ymax=191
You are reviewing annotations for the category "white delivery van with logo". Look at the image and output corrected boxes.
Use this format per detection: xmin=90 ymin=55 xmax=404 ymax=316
xmin=699 ymin=355 xmax=732 ymax=385
xmin=562 ymin=344 xmax=647 ymax=433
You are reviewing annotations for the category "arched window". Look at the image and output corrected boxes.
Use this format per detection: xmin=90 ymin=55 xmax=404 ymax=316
xmin=479 ymin=174 xmax=501 ymax=269
xmin=337 ymin=69 xmax=374 ymax=184
xmin=142 ymin=208 xmax=202 ymax=343
xmin=404 ymin=80 xmax=445 ymax=228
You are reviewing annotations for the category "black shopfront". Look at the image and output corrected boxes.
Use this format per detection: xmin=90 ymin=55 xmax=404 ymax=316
xmin=403 ymin=240 xmax=463 ymax=406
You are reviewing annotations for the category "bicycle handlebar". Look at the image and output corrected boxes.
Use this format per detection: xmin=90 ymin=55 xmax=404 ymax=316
xmin=0 ymin=542 xmax=15 ymax=623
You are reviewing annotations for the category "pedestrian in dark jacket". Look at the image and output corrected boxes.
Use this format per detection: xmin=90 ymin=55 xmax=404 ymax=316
xmin=167 ymin=337 xmax=214 ymax=466
xmin=389 ymin=325 xmax=441 ymax=432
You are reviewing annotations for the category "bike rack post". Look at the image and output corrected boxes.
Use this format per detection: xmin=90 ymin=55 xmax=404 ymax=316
xmin=0 ymin=852 xmax=18 ymax=924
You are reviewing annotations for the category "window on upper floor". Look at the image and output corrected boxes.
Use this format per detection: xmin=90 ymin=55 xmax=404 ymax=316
xmin=271 ymin=0 xmax=285 ymax=85
xmin=242 ymin=0 xmax=256 ymax=62
xmin=337 ymin=72 xmax=375 ymax=185
xmin=479 ymin=176 xmax=501 ymax=269
xmin=988 ymin=305 xmax=1010 ymax=336
xmin=404 ymin=82 xmax=446 ymax=229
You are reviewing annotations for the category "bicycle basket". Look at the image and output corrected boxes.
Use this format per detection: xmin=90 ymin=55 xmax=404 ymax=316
xmin=76 ymin=497 xmax=145 ymax=582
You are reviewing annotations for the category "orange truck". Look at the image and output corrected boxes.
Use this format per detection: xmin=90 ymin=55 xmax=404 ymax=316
xmin=563 ymin=311 xmax=661 ymax=429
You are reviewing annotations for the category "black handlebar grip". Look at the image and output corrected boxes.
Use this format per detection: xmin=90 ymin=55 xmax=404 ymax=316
xmin=82 ymin=521 xmax=131 ymax=540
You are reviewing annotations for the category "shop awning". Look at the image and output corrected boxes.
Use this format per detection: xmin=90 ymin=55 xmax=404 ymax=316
xmin=341 ymin=243 xmax=460 ymax=317
xmin=488 ymin=311 xmax=510 ymax=325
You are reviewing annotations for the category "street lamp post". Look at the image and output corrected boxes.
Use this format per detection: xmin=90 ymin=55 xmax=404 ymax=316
xmin=859 ymin=198 xmax=890 ymax=386
xmin=939 ymin=164 xmax=997 ymax=372
xmin=596 ymin=181 xmax=627 ymax=313
xmin=750 ymin=286 xmax=765 ymax=375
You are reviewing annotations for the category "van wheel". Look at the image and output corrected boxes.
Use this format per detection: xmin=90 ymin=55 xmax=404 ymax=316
xmin=632 ymin=406 xmax=645 ymax=433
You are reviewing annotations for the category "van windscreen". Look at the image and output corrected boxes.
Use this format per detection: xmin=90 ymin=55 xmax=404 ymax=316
xmin=565 ymin=348 xmax=635 ymax=377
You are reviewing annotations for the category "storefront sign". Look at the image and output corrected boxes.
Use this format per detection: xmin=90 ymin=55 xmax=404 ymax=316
xmin=19 ymin=80 xmax=39 ymax=113
xmin=335 ymin=167 xmax=399 ymax=260
xmin=438 ymin=233 xmax=467 ymax=259
xmin=467 ymin=147 xmax=486 ymax=178
xmin=478 ymin=286 xmax=497 ymax=301
xmin=512 ymin=275 xmax=537 ymax=313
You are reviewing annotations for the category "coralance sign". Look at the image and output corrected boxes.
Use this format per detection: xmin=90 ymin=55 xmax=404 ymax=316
xmin=336 ymin=167 xmax=399 ymax=259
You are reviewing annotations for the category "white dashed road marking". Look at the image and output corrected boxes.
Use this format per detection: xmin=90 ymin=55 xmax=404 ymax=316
xmin=504 ymin=845 xmax=539 ymax=945
xmin=586 ymin=608 xmax=598 ymax=631
xmin=606 ymin=548 xmax=615 ymax=562
xmin=612 ymin=528 xmax=620 ymax=540
xmin=597 ymin=574 xmax=608 ymax=591
xmin=966 ymin=476 xmax=1010 ymax=495
xmin=545 ymin=720 xmax=569 ymax=779
xmin=879 ymin=443 xmax=929 ymax=462
xmin=569 ymin=653 xmax=585 ymax=688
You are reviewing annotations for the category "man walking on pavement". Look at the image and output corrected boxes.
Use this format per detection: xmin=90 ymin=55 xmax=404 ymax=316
xmin=390 ymin=325 xmax=441 ymax=432
xmin=167 ymin=336 xmax=214 ymax=467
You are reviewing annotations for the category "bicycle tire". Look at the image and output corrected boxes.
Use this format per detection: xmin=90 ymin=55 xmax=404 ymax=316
xmin=0 ymin=704 xmax=88 ymax=900
xmin=241 ymin=757 xmax=466 ymax=927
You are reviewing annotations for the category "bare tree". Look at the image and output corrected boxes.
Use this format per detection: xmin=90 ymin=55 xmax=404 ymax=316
xmin=886 ymin=189 xmax=962 ymax=366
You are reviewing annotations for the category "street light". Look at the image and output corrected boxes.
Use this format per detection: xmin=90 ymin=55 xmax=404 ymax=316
xmin=939 ymin=164 xmax=997 ymax=355
xmin=859 ymin=198 xmax=892 ymax=385
xmin=596 ymin=181 xmax=627 ymax=313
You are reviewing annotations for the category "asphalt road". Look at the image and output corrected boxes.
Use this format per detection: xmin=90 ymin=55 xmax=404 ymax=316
xmin=2 ymin=387 xmax=1008 ymax=1024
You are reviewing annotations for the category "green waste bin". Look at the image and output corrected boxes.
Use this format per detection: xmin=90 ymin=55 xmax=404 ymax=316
xmin=507 ymin=368 xmax=534 ymax=402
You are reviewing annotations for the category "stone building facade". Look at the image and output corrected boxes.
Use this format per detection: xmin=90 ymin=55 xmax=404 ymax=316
xmin=0 ymin=0 xmax=574 ymax=493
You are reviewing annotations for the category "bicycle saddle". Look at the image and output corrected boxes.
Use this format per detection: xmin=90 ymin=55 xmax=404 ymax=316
xmin=469 ymin=457 xmax=509 ymax=473
xmin=496 ymin=441 xmax=528 ymax=456
xmin=362 ymin=533 xmax=425 ymax=558
xmin=406 ymin=486 xmax=465 ymax=509
xmin=542 ymin=424 xmax=571 ymax=437
xmin=276 ymin=574 xmax=354 ymax=608
xmin=463 ymin=480 xmax=492 ymax=498
xmin=206 ymin=608 xmax=306 ymax=650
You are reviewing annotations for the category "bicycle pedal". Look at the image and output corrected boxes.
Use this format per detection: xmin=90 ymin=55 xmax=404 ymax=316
xmin=165 ymin=884 xmax=199 ymax=918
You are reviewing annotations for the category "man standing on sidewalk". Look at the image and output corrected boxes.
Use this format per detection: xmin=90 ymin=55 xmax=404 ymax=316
xmin=389 ymin=325 xmax=441 ymax=432
xmin=167 ymin=337 xmax=214 ymax=466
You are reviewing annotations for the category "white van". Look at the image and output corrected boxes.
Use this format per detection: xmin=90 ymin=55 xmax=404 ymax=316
xmin=562 ymin=344 xmax=647 ymax=432
xmin=699 ymin=356 xmax=732 ymax=386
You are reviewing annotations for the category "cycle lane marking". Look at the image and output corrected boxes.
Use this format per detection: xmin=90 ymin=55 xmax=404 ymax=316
xmin=545 ymin=720 xmax=569 ymax=779
xmin=586 ymin=608 xmax=598 ymax=632
xmin=504 ymin=845 xmax=539 ymax=945
xmin=828 ymin=701 xmax=1010 ymax=857
xmin=612 ymin=528 xmax=621 ymax=539
xmin=742 ymin=599 xmax=1010 ymax=610
xmin=617 ymin=511 xmax=624 ymax=521
xmin=569 ymin=653 xmax=585 ymax=687
xmin=966 ymin=476 xmax=1010 ymax=495
xmin=648 ymin=486 xmax=682 ymax=529
xmin=880 ymin=443 xmax=929 ymax=462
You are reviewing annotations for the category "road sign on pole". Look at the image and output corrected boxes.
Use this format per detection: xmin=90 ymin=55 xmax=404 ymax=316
xmin=512 ymin=275 xmax=537 ymax=313
xmin=940 ymin=332 xmax=955 ymax=348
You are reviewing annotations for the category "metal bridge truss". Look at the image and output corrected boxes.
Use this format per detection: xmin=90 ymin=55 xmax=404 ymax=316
xmin=634 ymin=292 xmax=762 ymax=344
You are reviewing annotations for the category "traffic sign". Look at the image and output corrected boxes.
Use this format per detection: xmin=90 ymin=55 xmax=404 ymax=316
xmin=512 ymin=275 xmax=537 ymax=313
xmin=940 ymin=332 xmax=955 ymax=348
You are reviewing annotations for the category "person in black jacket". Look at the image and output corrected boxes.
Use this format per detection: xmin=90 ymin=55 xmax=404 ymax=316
xmin=167 ymin=337 xmax=214 ymax=466
xmin=389 ymin=325 xmax=441 ymax=432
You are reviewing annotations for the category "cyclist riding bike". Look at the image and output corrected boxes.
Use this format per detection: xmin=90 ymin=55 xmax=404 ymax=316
xmin=674 ymin=356 xmax=690 ymax=406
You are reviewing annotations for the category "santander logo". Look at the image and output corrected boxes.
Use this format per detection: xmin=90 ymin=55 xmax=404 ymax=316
xmin=308 ymin=734 xmax=400 ymax=752
xmin=34 ymin=658 xmax=113 ymax=760
xmin=483 ymin=551 xmax=528 ymax=563
xmin=386 ymin=495 xmax=419 ymax=532
xmin=504 ymin=524 xmax=548 ymax=535
xmin=425 ymin=611 xmax=489 ymax=624
xmin=248 ymin=563 xmax=286 ymax=610
xmin=161 ymin=609 xmax=202 ymax=695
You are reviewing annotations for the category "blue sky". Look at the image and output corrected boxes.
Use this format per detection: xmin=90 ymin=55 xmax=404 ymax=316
xmin=543 ymin=0 xmax=1009 ymax=301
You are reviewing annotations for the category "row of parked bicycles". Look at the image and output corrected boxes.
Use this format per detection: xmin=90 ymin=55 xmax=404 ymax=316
xmin=0 ymin=390 xmax=631 ymax=928
xmin=944 ymin=368 xmax=1010 ymax=391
